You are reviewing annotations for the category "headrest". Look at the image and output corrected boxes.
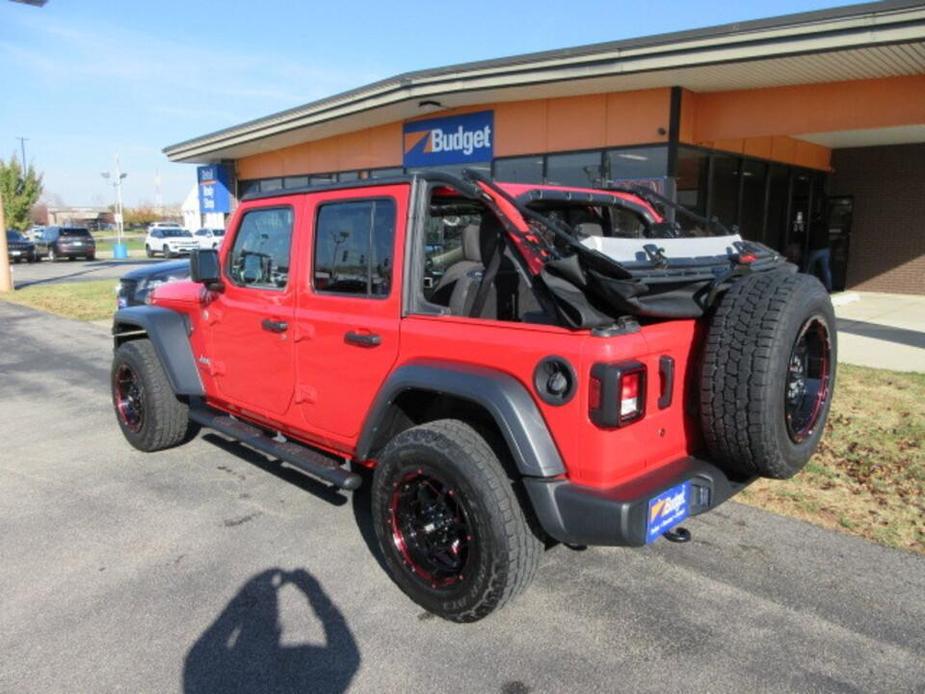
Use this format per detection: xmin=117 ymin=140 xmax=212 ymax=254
xmin=461 ymin=224 xmax=481 ymax=262
xmin=576 ymin=222 xmax=604 ymax=237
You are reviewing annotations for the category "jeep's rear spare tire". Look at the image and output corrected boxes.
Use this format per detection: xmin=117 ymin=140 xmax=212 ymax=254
xmin=370 ymin=419 xmax=542 ymax=622
xmin=700 ymin=269 xmax=836 ymax=479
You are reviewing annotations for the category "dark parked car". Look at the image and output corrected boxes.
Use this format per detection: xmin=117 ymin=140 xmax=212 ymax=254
xmin=116 ymin=259 xmax=189 ymax=308
xmin=34 ymin=226 xmax=96 ymax=261
xmin=6 ymin=229 xmax=38 ymax=263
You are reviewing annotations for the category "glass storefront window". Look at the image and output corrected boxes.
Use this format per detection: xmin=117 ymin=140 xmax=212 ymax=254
xmin=739 ymin=159 xmax=767 ymax=243
xmin=709 ymin=154 xmax=741 ymax=231
xmin=494 ymin=156 xmax=543 ymax=183
xmin=675 ymin=148 xmax=709 ymax=232
xmin=368 ymin=167 xmax=404 ymax=178
xmin=407 ymin=163 xmax=490 ymax=178
xmin=259 ymin=178 xmax=283 ymax=192
xmin=284 ymin=176 xmax=309 ymax=189
xmin=310 ymin=173 xmax=336 ymax=185
xmin=766 ymin=164 xmax=790 ymax=250
xmin=606 ymin=146 xmax=668 ymax=181
xmin=545 ymin=151 xmax=601 ymax=187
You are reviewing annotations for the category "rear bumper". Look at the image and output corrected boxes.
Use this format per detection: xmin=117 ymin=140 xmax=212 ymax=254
xmin=57 ymin=247 xmax=95 ymax=257
xmin=523 ymin=457 xmax=754 ymax=547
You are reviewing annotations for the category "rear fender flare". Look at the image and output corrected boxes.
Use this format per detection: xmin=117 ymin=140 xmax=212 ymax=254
xmin=112 ymin=306 xmax=204 ymax=397
xmin=356 ymin=361 xmax=565 ymax=478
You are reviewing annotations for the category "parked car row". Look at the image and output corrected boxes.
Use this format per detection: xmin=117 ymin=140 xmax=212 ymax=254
xmin=6 ymin=226 xmax=97 ymax=262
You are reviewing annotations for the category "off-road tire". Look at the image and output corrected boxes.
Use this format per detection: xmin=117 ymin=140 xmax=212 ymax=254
xmin=111 ymin=339 xmax=195 ymax=452
xmin=700 ymin=269 xmax=836 ymax=479
xmin=371 ymin=419 xmax=542 ymax=622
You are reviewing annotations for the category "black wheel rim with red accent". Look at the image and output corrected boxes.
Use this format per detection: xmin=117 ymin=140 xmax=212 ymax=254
xmin=389 ymin=469 xmax=474 ymax=589
xmin=785 ymin=316 xmax=832 ymax=443
xmin=114 ymin=364 xmax=145 ymax=433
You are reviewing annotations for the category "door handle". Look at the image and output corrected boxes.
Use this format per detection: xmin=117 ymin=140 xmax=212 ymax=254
xmin=345 ymin=330 xmax=381 ymax=347
xmin=261 ymin=318 xmax=288 ymax=333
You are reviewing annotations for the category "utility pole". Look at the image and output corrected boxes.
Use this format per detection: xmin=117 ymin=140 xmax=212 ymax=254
xmin=16 ymin=136 xmax=29 ymax=166
xmin=0 ymin=190 xmax=12 ymax=292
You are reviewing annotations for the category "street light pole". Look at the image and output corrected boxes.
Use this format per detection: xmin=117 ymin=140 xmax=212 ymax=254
xmin=102 ymin=156 xmax=128 ymax=258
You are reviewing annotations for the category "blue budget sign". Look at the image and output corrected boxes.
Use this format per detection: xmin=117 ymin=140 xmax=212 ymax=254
xmin=403 ymin=111 xmax=493 ymax=168
xmin=197 ymin=164 xmax=232 ymax=214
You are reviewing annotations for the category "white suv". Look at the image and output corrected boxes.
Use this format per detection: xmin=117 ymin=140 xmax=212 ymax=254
xmin=144 ymin=226 xmax=199 ymax=258
xmin=194 ymin=228 xmax=226 ymax=249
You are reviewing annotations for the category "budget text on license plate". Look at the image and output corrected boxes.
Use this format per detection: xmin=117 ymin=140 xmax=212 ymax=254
xmin=645 ymin=480 xmax=691 ymax=543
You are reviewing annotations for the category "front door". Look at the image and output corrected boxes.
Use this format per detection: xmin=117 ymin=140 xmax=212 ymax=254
xmin=206 ymin=201 xmax=300 ymax=417
xmin=293 ymin=184 xmax=409 ymax=442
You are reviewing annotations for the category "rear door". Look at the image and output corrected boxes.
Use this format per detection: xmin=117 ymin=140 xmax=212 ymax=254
xmin=204 ymin=199 xmax=301 ymax=417
xmin=292 ymin=184 xmax=409 ymax=443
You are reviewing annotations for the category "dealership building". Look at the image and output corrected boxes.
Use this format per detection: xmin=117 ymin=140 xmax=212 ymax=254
xmin=165 ymin=1 xmax=925 ymax=294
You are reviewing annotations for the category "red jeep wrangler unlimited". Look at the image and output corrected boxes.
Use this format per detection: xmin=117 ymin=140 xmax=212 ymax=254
xmin=111 ymin=171 xmax=835 ymax=622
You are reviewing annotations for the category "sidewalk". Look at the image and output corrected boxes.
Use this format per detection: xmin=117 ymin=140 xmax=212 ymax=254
xmin=833 ymin=291 xmax=925 ymax=373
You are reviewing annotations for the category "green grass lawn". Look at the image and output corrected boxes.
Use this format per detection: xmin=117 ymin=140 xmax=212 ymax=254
xmin=739 ymin=364 xmax=925 ymax=555
xmin=0 ymin=280 xmax=117 ymax=321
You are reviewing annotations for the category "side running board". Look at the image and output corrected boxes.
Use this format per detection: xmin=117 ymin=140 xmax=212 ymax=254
xmin=190 ymin=408 xmax=362 ymax=491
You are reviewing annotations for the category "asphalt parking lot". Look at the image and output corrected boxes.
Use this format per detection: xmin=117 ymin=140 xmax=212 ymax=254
xmin=10 ymin=256 xmax=177 ymax=289
xmin=1 ymin=302 xmax=924 ymax=693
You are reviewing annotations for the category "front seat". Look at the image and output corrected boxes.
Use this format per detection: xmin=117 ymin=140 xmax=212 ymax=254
xmin=430 ymin=224 xmax=483 ymax=307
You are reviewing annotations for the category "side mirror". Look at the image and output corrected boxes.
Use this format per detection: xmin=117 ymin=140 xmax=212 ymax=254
xmin=190 ymin=248 xmax=223 ymax=290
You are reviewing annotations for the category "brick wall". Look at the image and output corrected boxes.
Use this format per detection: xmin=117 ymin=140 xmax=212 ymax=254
xmin=830 ymin=144 xmax=925 ymax=295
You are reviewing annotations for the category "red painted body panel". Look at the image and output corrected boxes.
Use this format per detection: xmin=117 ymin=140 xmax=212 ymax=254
xmin=151 ymin=180 xmax=701 ymax=490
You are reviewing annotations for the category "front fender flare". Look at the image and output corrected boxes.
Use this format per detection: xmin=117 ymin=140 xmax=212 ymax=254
xmin=357 ymin=361 xmax=565 ymax=478
xmin=112 ymin=306 xmax=204 ymax=397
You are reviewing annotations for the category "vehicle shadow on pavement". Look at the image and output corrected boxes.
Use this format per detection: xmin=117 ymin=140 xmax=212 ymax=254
xmin=201 ymin=433 xmax=348 ymax=506
xmin=183 ymin=568 xmax=360 ymax=694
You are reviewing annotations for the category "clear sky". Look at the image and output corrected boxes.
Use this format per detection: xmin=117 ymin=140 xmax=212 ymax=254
xmin=0 ymin=0 xmax=852 ymax=207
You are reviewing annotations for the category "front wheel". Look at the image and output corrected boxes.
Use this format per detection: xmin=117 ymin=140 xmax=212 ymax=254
xmin=111 ymin=339 xmax=197 ymax=452
xmin=371 ymin=419 xmax=542 ymax=622
xmin=47 ymin=248 xmax=56 ymax=262
xmin=145 ymin=245 xmax=153 ymax=258
xmin=163 ymin=244 xmax=173 ymax=258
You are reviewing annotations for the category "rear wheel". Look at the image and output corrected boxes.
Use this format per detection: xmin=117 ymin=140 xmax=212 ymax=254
xmin=700 ymin=270 xmax=836 ymax=479
xmin=111 ymin=339 xmax=196 ymax=452
xmin=371 ymin=419 xmax=542 ymax=622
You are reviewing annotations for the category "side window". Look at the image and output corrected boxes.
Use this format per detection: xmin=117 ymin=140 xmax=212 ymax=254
xmin=227 ymin=207 xmax=293 ymax=289
xmin=313 ymin=199 xmax=396 ymax=297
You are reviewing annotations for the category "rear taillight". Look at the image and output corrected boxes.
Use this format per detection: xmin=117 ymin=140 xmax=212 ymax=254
xmin=589 ymin=361 xmax=646 ymax=428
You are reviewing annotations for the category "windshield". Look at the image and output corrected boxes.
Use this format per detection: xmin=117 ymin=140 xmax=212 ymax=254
xmin=6 ymin=230 xmax=25 ymax=241
xmin=60 ymin=228 xmax=91 ymax=238
xmin=163 ymin=228 xmax=191 ymax=237
xmin=213 ymin=229 xmax=225 ymax=236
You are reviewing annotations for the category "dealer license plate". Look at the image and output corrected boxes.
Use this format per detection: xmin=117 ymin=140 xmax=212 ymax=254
xmin=645 ymin=480 xmax=691 ymax=543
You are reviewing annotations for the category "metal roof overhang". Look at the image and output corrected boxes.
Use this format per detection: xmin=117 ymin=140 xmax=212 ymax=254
xmin=164 ymin=1 xmax=925 ymax=163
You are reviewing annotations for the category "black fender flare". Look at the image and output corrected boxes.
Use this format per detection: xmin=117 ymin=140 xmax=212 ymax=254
xmin=112 ymin=306 xmax=204 ymax=397
xmin=356 ymin=361 xmax=565 ymax=478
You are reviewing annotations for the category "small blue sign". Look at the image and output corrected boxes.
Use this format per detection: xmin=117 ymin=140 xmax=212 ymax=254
xmin=645 ymin=480 xmax=691 ymax=543
xmin=403 ymin=110 xmax=493 ymax=168
xmin=197 ymin=164 xmax=232 ymax=214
